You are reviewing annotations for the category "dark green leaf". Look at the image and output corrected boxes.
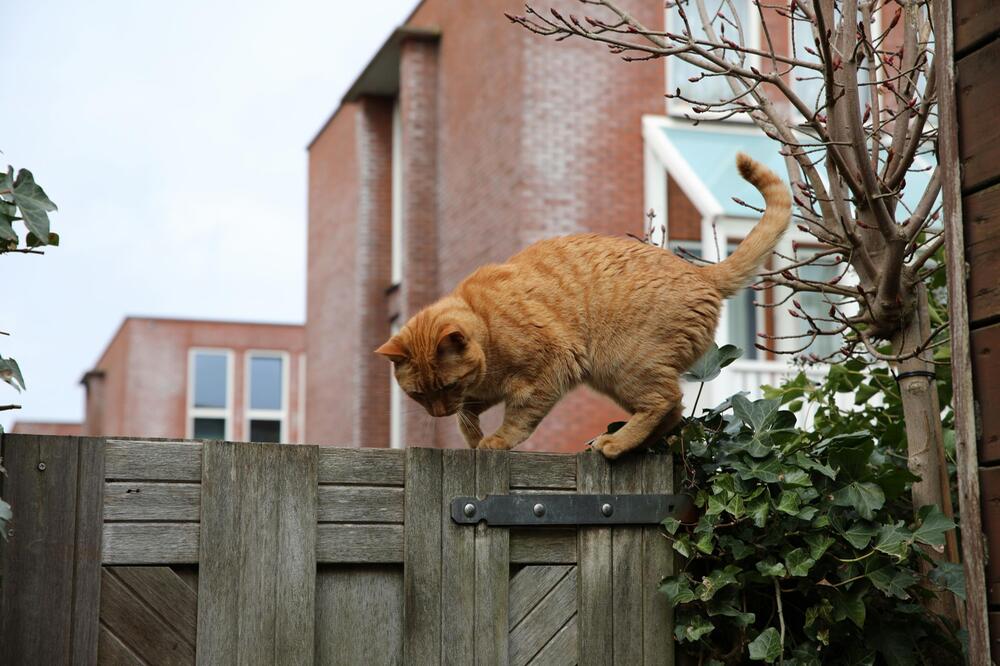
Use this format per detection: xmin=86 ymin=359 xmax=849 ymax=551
xmin=835 ymin=517 xmax=879 ymax=549
xmin=874 ymin=521 xmax=913 ymax=560
xmin=675 ymin=613 xmax=714 ymax=642
xmin=867 ymin=564 xmax=917 ymax=599
xmin=12 ymin=169 xmax=57 ymax=241
xmin=697 ymin=565 xmax=741 ymax=601
xmin=832 ymin=482 xmax=885 ymax=520
xmin=732 ymin=456 xmax=783 ymax=483
xmin=912 ymin=505 xmax=954 ymax=547
xmin=804 ymin=534 xmax=835 ymax=560
xmin=683 ymin=343 xmax=743 ymax=382
xmin=748 ymin=627 xmax=782 ymax=662
xmin=928 ymin=562 xmax=966 ymax=601
xmin=776 ymin=491 xmax=801 ymax=515
xmin=659 ymin=575 xmax=696 ymax=604
xmin=749 ymin=497 xmax=770 ymax=528
xmin=661 ymin=515 xmax=681 ymax=535
xmin=756 ymin=559 xmax=786 ymax=578
xmin=785 ymin=547 xmax=817 ymax=576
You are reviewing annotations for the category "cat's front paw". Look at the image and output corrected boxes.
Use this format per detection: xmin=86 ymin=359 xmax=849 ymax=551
xmin=478 ymin=434 xmax=513 ymax=451
xmin=592 ymin=433 xmax=627 ymax=459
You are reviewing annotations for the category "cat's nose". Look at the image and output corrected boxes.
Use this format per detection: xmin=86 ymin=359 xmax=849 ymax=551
xmin=431 ymin=401 xmax=448 ymax=417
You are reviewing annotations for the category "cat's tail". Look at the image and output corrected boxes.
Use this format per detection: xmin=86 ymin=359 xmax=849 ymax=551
xmin=701 ymin=153 xmax=792 ymax=297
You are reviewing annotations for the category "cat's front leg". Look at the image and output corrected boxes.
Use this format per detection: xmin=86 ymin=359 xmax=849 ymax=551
xmin=457 ymin=408 xmax=484 ymax=448
xmin=479 ymin=393 xmax=559 ymax=451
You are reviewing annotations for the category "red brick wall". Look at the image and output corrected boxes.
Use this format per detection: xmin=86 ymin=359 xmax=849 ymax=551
xmin=9 ymin=421 xmax=84 ymax=436
xmin=307 ymin=106 xmax=361 ymax=446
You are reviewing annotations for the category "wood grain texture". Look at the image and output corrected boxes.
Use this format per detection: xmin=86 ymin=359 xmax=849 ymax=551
xmin=642 ymin=454 xmax=675 ymax=665
xmin=971 ymin=323 xmax=1000 ymax=463
xmin=104 ymin=440 xmax=202 ymax=481
xmin=954 ymin=0 xmax=1000 ymax=55
xmin=316 ymin=524 xmax=403 ymax=563
xmin=318 ymin=485 xmax=404 ymax=523
xmin=0 ymin=435 xmax=104 ymax=666
xmin=979 ymin=466 xmax=1000 ymax=604
xmin=576 ymin=452 xmax=613 ymax=666
xmin=98 ymin=624 xmax=143 ymax=666
xmin=611 ymin=456 xmax=644 ymax=666
xmin=964 ymin=184 xmax=1000 ymax=326
xmin=403 ymin=447 xmax=442 ymax=665
xmin=509 ymin=569 xmax=577 ymax=666
xmin=475 ymin=450 xmax=511 ymax=665
xmin=103 ymin=482 xmax=200 ymax=521
xmin=102 ymin=523 xmax=200 ymax=564
xmin=319 ymin=446 xmax=404 ymax=485
xmin=315 ymin=565 xmax=403 ymax=665
xmin=527 ymin=615 xmax=578 ymax=666
xmin=441 ymin=449 xmax=476 ymax=665
xmin=957 ymin=38 xmax=1000 ymax=194
xmin=196 ymin=442 xmax=317 ymax=666
xmin=107 ymin=567 xmax=197 ymax=645
xmin=100 ymin=569 xmax=195 ymax=665
xmin=510 ymin=453 xmax=577 ymax=489
xmin=510 ymin=528 xmax=578 ymax=564
xmin=509 ymin=565 xmax=573 ymax=627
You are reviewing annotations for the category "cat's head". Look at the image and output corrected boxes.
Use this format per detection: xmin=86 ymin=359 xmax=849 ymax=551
xmin=375 ymin=318 xmax=486 ymax=417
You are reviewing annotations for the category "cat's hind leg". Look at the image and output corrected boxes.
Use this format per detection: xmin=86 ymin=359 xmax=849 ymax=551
xmin=592 ymin=377 xmax=683 ymax=459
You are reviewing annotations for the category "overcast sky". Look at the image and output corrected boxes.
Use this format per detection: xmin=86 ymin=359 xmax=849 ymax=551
xmin=1 ymin=0 xmax=416 ymax=429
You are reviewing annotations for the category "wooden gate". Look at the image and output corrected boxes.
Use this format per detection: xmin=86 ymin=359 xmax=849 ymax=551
xmin=0 ymin=434 xmax=675 ymax=664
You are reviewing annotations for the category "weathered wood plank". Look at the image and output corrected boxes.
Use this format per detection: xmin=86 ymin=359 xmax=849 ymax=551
xmin=509 ymin=565 xmax=573 ymax=628
xmin=104 ymin=482 xmax=200 ymax=521
xmin=100 ymin=569 xmax=195 ymax=664
xmin=318 ymin=485 xmax=403 ymax=523
xmin=102 ymin=524 xmax=200 ymax=564
xmin=97 ymin=624 xmax=143 ymax=665
xmin=527 ymin=615 xmax=578 ymax=666
xmin=965 ymin=184 xmax=1000 ymax=326
xmin=274 ymin=446 xmax=318 ymax=665
xmin=316 ymin=565 xmax=403 ymax=665
xmin=441 ymin=449 xmax=476 ymax=665
xmin=1 ymin=435 xmax=104 ymax=666
xmin=642 ymin=454 xmax=675 ymax=665
xmin=577 ymin=452 xmax=613 ymax=666
xmin=476 ymin=450 xmax=511 ymax=665
xmin=403 ymin=447 xmax=442 ymax=665
xmin=317 ymin=524 xmax=403 ymax=563
xmin=509 ymin=568 xmax=578 ymax=666
xmin=957 ymin=38 xmax=1000 ymax=194
xmin=980 ymin=466 xmax=1000 ymax=604
xmin=612 ymin=456 xmax=644 ymax=666
xmin=197 ymin=442 xmax=317 ymax=666
xmin=954 ymin=0 xmax=1000 ymax=55
xmin=971 ymin=323 xmax=1000 ymax=464
xmin=108 ymin=567 xmax=197 ymax=645
xmin=104 ymin=440 xmax=202 ymax=481
xmin=510 ymin=453 xmax=577 ymax=489
xmin=318 ymin=447 xmax=404 ymax=485
xmin=510 ymin=528 xmax=578 ymax=564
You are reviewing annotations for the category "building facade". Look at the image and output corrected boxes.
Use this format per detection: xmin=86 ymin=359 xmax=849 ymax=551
xmin=13 ymin=317 xmax=306 ymax=443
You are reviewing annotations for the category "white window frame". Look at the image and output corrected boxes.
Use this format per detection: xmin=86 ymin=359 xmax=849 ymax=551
xmin=664 ymin=0 xmax=760 ymax=121
xmin=389 ymin=320 xmax=403 ymax=449
xmin=187 ymin=348 xmax=234 ymax=441
xmin=244 ymin=350 xmax=290 ymax=443
xmin=391 ymin=100 xmax=404 ymax=286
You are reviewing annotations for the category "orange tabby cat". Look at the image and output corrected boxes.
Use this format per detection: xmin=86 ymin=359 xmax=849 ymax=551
xmin=376 ymin=153 xmax=790 ymax=458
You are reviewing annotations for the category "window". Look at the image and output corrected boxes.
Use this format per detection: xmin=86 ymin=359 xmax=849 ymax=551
xmin=188 ymin=349 xmax=232 ymax=440
xmin=389 ymin=320 xmax=403 ymax=449
xmin=245 ymin=352 xmax=288 ymax=443
xmin=793 ymin=248 xmax=843 ymax=359
xmin=666 ymin=0 xmax=756 ymax=116
xmin=391 ymin=101 xmax=403 ymax=286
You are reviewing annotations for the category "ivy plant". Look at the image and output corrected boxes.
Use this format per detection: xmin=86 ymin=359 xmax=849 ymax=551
xmin=619 ymin=345 xmax=964 ymax=664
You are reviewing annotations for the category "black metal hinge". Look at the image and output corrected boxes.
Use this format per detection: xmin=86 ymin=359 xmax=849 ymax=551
xmin=450 ymin=493 xmax=694 ymax=527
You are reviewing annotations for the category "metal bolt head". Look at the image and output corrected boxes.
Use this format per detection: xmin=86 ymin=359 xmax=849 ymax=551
xmin=533 ymin=503 xmax=546 ymax=517
xmin=601 ymin=503 xmax=614 ymax=517
xmin=463 ymin=503 xmax=476 ymax=517
xmin=37 ymin=462 xmax=46 ymax=472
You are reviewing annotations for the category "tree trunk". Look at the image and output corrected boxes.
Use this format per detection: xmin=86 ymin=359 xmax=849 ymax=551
xmin=891 ymin=282 xmax=960 ymax=620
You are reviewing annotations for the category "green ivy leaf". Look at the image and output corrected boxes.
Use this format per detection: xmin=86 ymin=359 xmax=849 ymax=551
xmin=756 ymin=559 xmax=787 ymax=578
xmin=661 ymin=516 xmax=681 ymax=535
xmin=659 ymin=575 xmax=697 ymax=604
xmin=749 ymin=497 xmax=770 ymax=528
xmin=732 ymin=394 xmax=782 ymax=432
xmin=673 ymin=535 xmax=692 ymax=558
xmin=785 ymin=547 xmax=817 ymax=577
xmin=793 ymin=452 xmax=837 ymax=480
xmin=832 ymin=482 xmax=885 ymax=520
xmin=928 ymin=562 xmax=966 ymax=601
xmin=0 ymin=357 xmax=26 ymax=392
xmin=866 ymin=564 xmax=917 ymax=599
xmin=697 ymin=565 xmax=741 ymax=601
xmin=731 ymin=456 xmax=783 ymax=483
xmin=719 ymin=535 xmax=755 ymax=560
xmin=834 ymin=517 xmax=879 ymax=549
xmin=776 ymin=491 xmax=801 ymax=515
xmin=675 ymin=613 xmax=714 ymax=642
xmin=748 ymin=627 xmax=782 ymax=662
xmin=832 ymin=588 xmax=866 ymax=628
xmin=683 ymin=343 xmax=743 ymax=383
xmin=912 ymin=505 xmax=954 ymax=547
xmin=695 ymin=531 xmax=715 ymax=555
xmin=11 ymin=169 xmax=57 ymax=242
xmin=781 ymin=467 xmax=812 ymax=487
xmin=804 ymin=534 xmax=835 ymax=560
xmin=874 ymin=521 xmax=914 ymax=561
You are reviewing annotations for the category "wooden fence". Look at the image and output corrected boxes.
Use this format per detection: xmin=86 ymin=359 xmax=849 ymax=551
xmin=0 ymin=434 xmax=676 ymax=665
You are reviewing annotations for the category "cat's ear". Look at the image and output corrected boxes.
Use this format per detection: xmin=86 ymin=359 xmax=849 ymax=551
xmin=375 ymin=338 xmax=408 ymax=363
xmin=437 ymin=324 xmax=466 ymax=354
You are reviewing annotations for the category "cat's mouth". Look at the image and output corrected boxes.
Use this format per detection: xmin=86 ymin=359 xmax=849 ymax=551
xmin=426 ymin=402 xmax=459 ymax=417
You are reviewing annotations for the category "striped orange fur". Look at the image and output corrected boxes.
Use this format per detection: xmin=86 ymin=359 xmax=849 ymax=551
xmin=376 ymin=153 xmax=791 ymax=457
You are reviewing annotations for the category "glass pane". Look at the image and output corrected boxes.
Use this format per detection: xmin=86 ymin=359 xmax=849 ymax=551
xmin=669 ymin=0 xmax=752 ymax=105
xmin=193 ymin=417 xmax=225 ymax=440
xmin=726 ymin=288 xmax=758 ymax=361
xmin=250 ymin=356 xmax=283 ymax=411
xmin=250 ymin=419 xmax=281 ymax=443
xmin=194 ymin=353 xmax=228 ymax=408
xmin=796 ymin=252 xmax=843 ymax=358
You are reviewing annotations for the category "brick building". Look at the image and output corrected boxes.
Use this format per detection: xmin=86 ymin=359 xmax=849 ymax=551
xmin=12 ymin=317 xmax=306 ymax=443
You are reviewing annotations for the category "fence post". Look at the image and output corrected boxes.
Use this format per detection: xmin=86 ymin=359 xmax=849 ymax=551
xmin=0 ymin=434 xmax=105 ymax=665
